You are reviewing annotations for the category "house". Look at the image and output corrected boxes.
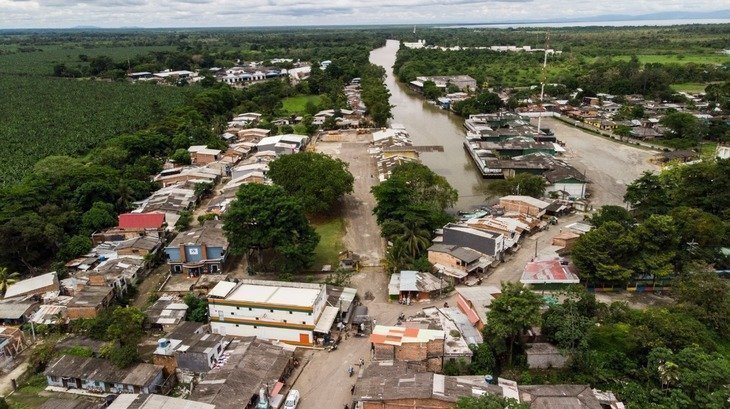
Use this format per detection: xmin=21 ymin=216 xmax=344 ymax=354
xmin=499 ymin=195 xmax=551 ymax=217
xmin=354 ymin=363 xmax=625 ymax=409
xmin=4 ymin=272 xmax=59 ymax=300
xmin=414 ymin=75 xmax=477 ymax=91
xmin=135 ymin=184 xmax=198 ymax=228
xmin=465 ymin=216 xmax=529 ymax=249
xmin=115 ymin=236 xmax=162 ymax=258
xmin=526 ymin=342 xmax=568 ymax=369
xmin=207 ymin=279 xmax=333 ymax=346
xmin=108 ymin=394 xmax=214 ymax=409
xmin=145 ymin=295 xmax=189 ymax=332
xmin=0 ymin=326 xmax=30 ymax=367
xmin=0 ymin=299 xmax=39 ymax=325
xmin=188 ymin=146 xmax=223 ymax=165
xmin=164 ymin=220 xmax=228 ymax=275
xmin=66 ymin=286 xmax=115 ymax=319
xmin=190 ymin=338 xmax=294 ymax=408
xmin=237 ymin=127 xmax=271 ymax=141
xmin=153 ymin=322 xmax=226 ymax=377
xmin=427 ymin=244 xmax=490 ymax=283
xmin=520 ymin=259 xmax=580 ymax=287
xmin=154 ymin=167 xmax=220 ymax=187
xmin=45 ymin=355 xmax=164 ymax=394
xmin=370 ymin=325 xmax=446 ymax=372
xmin=655 ymin=149 xmax=699 ymax=164
xmin=435 ymin=223 xmax=505 ymax=259
xmin=89 ymin=257 xmax=145 ymax=294
xmin=455 ymin=285 xmax=502 ymax=331
xmin=552 ymin=231 xmax=581 ymax=250
xmin=92 ymin=213 xmax=165 ymax=244
xmin=38 ymin=399 xmax=100 ymax=409
xmin=255 ymin=134 xmax=308 ymax=155
xmin=388 ymin=270 xmax=449 ymax=303
xmin=405 ymin=306 xmax=481 ymax=364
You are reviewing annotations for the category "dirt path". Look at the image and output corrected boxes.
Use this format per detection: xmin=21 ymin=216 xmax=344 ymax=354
xmin=0 ymin=361 xmax=29 ymax=397
xmin=315 ymin=133 xmax=385 ymax=266
xmin=541 ymin=118 xmax=659 ymax=207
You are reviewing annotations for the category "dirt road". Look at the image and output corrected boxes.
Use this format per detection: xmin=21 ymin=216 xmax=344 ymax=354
xmin=541 ymin=118 xmax=659 ymax=207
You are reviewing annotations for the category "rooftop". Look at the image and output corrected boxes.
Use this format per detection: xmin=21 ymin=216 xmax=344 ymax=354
xmin=146 ymin=295 xmax=189 ymax=328
xmin=370 ymin=325 xmax=445 ymax=346
xmin=209 ymin=279 xmax=324 ymax=308
xmin=190 ymin=338 xmax=293 ymax=408
xmin=108 ymin=393 xmax=215 ymax=409
xmin=67 ymin=286 xmax=113 ymax=308
xmin=168 ymin=220 xmax=228 ymax=248
xmin=118 ymin=213 xmax=165 ymax=230
xmin=521 ymin=259 xmax=580 ymax=284
xmin=4 ymin=272 xmax=58 ymax=299
xmin=428 ymin=244 xmax=483 ymax=264
xmin=44 ymin=355 xmax=163 ymax=387
xmin=500 ymin=195 xmax=551 ymax=210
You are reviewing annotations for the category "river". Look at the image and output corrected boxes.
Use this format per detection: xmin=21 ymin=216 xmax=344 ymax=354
xmin=369 ymin=39 xmax=489 ymax=210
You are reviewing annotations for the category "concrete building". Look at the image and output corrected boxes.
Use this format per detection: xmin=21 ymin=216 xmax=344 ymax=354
xmin=520 ymin=259 xmax=580 ymax=287
xmin=66 ymin=286 xmax=114 ymax=320
xmin=207 ymin=279 xmax=336 ymax=346
xmin=370 ymin=325 xmax=446 ymax=373
xmin=153 ymin=322 xmax=227 ymax=378
xmin=427 ymin=244 xmax=489 ymax=283
xmin=413 ymin=75 xmax=477 ymax=91
xmin=188 ymin=146 xmax=223 ymax=165
xmin=255 ymin=134 xmax=308 ymax=155
xmin=108 ymin=394 xmax=214 ymax=409
xmin=164 ymin=220 xmax=228 ymax=275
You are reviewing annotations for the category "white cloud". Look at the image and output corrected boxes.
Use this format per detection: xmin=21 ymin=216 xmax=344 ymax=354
xmin=0 ymin=0 xmax=726 ymax=28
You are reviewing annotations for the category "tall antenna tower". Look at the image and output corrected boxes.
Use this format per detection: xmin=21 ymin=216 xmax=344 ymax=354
xmin=536 ymin=30 xmax=550 ymax=135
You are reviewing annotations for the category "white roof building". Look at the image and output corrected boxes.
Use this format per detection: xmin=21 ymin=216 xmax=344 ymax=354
xmin=4 ymin=272 xmax=59 ymax=299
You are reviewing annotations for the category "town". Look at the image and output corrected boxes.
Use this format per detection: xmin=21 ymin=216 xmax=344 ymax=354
xmin=0 ymin=21 xmax=728 ymax=409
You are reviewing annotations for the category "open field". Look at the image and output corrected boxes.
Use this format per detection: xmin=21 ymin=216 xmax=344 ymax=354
xmin=312 ymin=216 xmax=345 ymax=269
xmin=282 ymin=94 xmax=322 ymax=114
xmin=0 ymin=75 xmax=193 ymax=183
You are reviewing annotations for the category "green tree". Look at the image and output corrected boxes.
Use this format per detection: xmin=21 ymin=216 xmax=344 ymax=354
xmin=624 ymin=171 xmax=670 ymax=219
xmin=81 ymin=201 xmax=117 ymax=233
xmin=184 ymin=293 xmax=209 ymax=322
xmin=223 ymin=184 xmax=319 ymax=273
xmin=571 ymin=221 xmax=636 ymax=285
xmin=673 ymin=265 xmax=730 ymax=337
xmin=0 ymin=267 xmax=20 ymax=296
xmin=486 ymin=282 xmax=542 ymax=367
xmin=105 ymin=306 xmax=146 ymax=346
xmin=175 ymin=210 xmax=193 ymax=231
xmin=59 ymin=235 xmax=93 ymax=261
xmin=268 ymin=152 xmax=354 ymax=215
xmin=486 ymin=173 xmax=546 ymax=199
xmin=29 ymin=342 xmax=56 ymax=373
xmin=422 ymin=80 xmax=443 ymax=100
xmin=170 ymin=148 xmax=192 ymax=165
xmin=660 ymin=112 xmax=707 ymax=145
xmin=630 ymin=215 xmax=679 ymax=281
xmin=587 ymin=205 xmax=634 ymax=228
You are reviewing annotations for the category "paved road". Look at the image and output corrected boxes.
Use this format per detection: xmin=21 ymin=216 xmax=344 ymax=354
xmin=541 ymin=118 xmax=659 ymax=207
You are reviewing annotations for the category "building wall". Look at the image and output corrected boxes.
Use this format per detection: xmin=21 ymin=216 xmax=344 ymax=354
xmin=500 ymin=199 xmax=545 ymax=217
xmin=152 ymin=354 xmax=178 ymax=377
xmin=546 ymin=182 xmax=587 ymax=199
xmin=67 ymin=306 xmax=102 ymax=320
xmin=427 ymin=251 xmax=464 ymax=271
xmin=210 ymin=320 xmax=314 ymax=345
xmin=442 ymin=227 xmax=499 ymax=257
xmin=209 ymin=302 xmax=318 ymax=326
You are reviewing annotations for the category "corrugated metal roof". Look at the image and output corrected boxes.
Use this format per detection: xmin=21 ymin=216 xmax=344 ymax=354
xmin=399 ymin=271 xmax=418 ymax=292
xmin=118 ymin=213 xmax=165 ymax=229
xmin=4 ymin=272 xmax=57 ymax=299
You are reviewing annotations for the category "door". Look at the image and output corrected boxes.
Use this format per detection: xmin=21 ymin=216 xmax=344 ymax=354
xmin=299 ymin=333 xmax=310 ymax=344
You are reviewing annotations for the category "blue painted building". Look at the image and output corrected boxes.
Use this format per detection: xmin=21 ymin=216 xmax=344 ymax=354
xmin=165 ymin=220 xmax=228 ymax=275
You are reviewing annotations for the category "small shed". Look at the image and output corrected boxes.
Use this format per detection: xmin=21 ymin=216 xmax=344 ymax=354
xmin=551 ymin=231 xmax=581 ymax=250
xmin=389 ymin=271 xmax=449 ymax=303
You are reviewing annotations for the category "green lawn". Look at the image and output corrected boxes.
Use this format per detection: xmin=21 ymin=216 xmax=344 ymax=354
xmin=7 ymin=374 xmax=50 ymax=409
xmin=699 ymin=142 xmax=718 ymax=158
xmin=282 ymin=94 xmax=322 ymax=115
xmin=670 ymin=82 xmax=711 ymax=93
xmin=592 ymin=54 xmax=729 ymax=65
xmin=312 ymin=216 xmax=345 ymax=269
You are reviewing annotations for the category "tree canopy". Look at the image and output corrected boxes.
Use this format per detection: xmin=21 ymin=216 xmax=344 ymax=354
xmin=268 ymin=152 xmax=354 ymax=215
xmin=223 ymin=184 xmax=319 ymax=273
xmin=486 ymin=173 xmax=547 ymax=199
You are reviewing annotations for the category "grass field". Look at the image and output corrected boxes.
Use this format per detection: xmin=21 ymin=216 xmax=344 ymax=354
xmin=0 ymin=75 xmax=193 ymax=184
xmin=312 ymin=216 xmax=345 ymax=269
xmin=6 ymin=374 xmax=50 ymax=408
xmin=670 ymin=82 xmax=718 ymax=93
xmin=593 ymin=54 xmax=729 ymax=65
xmin=282 ymin=94 xmax=322 ymax=114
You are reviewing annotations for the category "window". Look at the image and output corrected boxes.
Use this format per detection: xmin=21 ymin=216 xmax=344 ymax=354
xmin=270 ymin=309 xmax=274 ymax=313
xmin=254 ymin=326 xmax=258 ymax=329
xmin=308 ymin=312 xmax=312 ymax=316
xmin=289 ymin=311 xmax=293 ymax=314
xmin=230 ymin=312 xmax=234 ymax=315
xmin=236 ymin=324 xmax=239 ymax=327
xmin=255 ymin=317 xmax=259 ymax=320
xmin=283 ymin=320 xmax=287 ymax=323
xmin=302 ymin=321 xmax=306 ymax=325
xmin=236 ymin=307 xmax=240 ymax=310
xmin=248 ymin=307 xmax=252 ymax=311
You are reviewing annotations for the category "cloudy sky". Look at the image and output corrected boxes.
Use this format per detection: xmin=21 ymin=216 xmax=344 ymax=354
xmin=0 ymin=0 xmax=727 ymax=29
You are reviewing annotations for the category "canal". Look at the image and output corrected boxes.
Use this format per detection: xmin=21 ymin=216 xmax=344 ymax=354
xmin=369 ymin=39 xmax=489 ymax=210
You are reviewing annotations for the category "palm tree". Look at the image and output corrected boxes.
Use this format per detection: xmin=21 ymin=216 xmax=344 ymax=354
xmin=383 ymin=240 xmax=408 ymax=275
xmin=398 ymin=220 xmax=431 ymax=259
xmin=0 ymin=267 xmax=20 ymax=296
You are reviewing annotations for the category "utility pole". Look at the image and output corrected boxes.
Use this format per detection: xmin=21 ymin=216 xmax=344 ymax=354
xmin=534 ymin=238 xmax=538 ymax=260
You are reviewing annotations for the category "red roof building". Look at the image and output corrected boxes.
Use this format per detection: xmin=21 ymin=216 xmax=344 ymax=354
xmin=118 ymin=213 xmax=166 ymax=230
xmin=520 ymin=259 xmax=580 ymax=285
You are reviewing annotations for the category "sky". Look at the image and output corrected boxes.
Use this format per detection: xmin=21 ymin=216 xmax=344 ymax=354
xmin=0 ymin=0 xmax=728 ymax=29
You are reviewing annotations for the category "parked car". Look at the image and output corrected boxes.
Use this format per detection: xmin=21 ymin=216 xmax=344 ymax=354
xmin=284 ymin=389 xmax=300 ymax=409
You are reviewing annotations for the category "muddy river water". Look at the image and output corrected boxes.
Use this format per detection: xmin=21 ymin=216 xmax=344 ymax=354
xmin=369 ymin=39 xmax=490 ymax=210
